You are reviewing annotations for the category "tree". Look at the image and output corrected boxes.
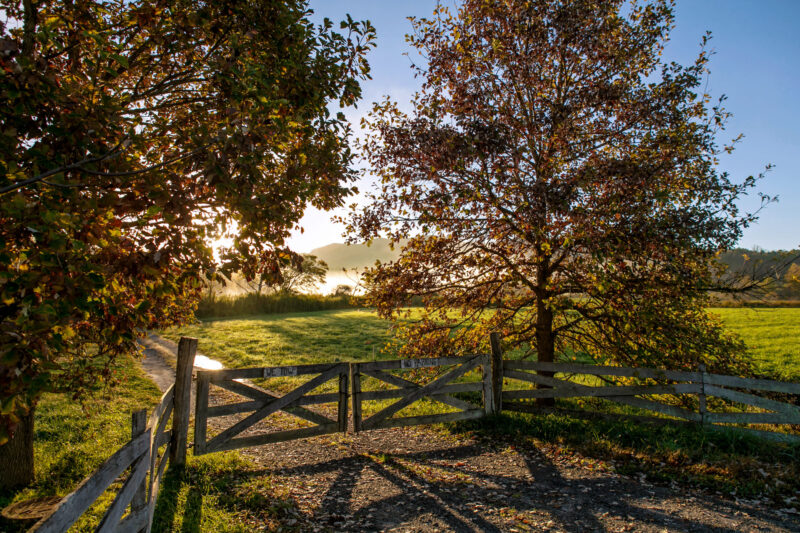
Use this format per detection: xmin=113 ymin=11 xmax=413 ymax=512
xmin=349 ymin=0 xmax=764 ymax=386
xmin=0 ymin=0 xmax=374 ymax=488
xmin=334 ymin=284 xmax=354 ymax=296
xmin=247 ymin=254 xmax=329 ymax=294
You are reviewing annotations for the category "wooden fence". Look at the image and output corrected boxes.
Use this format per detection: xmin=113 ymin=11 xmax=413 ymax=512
xmin=501 ymin=359 xmax=800 ymax=442
xmin=28 ymin=338 xmax=198 ymax=533
xmin=24 ymin=332 xmax=800 ymax=531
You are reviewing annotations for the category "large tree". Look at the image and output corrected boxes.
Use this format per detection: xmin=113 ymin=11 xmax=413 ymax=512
xmin=349 ymin=0 xmax=765 ymax=379
xmin=0 ymin=0 xmax=374 ymax=487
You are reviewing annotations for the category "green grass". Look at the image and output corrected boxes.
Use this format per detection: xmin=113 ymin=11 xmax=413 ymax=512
xmin=163 ymin=309 xmax=396 ymax=367
xmin=0 ymin=355 xmax=162 ymax=532
xmin=0 ymin=355 xmax=287 ymax=533
xmin=710 ymin=307 xmax=800 ymax=381
xmin=151 ymin=453 xmax=301 ymax=533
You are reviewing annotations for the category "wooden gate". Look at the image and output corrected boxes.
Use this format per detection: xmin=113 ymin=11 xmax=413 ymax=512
xmin=194 ymin=363 xmax=349 ymax=455
xmin=351 ymin=354 xmax=490 ymax=432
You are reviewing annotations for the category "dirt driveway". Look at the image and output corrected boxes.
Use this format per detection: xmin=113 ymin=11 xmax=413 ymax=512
xmin=139 ymin=335 xmax=799 ymax=532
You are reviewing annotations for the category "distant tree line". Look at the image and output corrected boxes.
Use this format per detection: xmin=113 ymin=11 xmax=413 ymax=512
xmin=714 ymin=248 xmax=800 ymax=302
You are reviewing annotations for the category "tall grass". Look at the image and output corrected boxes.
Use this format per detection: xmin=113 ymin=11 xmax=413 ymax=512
xmin=195 ymin=292 xmax=361 ymax=319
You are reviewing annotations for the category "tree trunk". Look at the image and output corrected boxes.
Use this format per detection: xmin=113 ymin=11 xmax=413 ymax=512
xmin=0 ymin=408 xmax=35 ymax=490
xmin=535 ymin=292 xmax=556 ymax=407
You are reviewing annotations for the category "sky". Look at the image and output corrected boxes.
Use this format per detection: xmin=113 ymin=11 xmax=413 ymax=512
xmin=288 ymin=0 xmax=800 ymax=253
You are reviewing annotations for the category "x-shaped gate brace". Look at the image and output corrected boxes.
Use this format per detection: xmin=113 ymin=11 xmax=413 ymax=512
xmin=194 ymin=363 xmax=349 ymax=455
xmin=352 ymin=354 xmax=488 ymax=432
xmin=193 ymin=355 xmax=492 ymax=455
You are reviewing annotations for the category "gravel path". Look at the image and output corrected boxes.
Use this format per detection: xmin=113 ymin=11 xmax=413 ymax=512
xmin=137 ymin=334 xmax=800 ymax=533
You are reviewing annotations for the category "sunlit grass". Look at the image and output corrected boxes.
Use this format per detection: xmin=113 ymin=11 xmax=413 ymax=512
xmin=710 ymin=307 xmax=800 ymax=381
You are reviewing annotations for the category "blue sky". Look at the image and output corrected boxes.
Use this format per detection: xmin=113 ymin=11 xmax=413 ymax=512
xmin=289 ymin=0 xmax=799 ymax=253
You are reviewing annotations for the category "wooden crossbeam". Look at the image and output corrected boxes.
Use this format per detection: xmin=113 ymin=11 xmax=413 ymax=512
xmin=361 ymin=355 xmax=482 ymax=431
xmin=214 ymin=377 xmax=336 ymax=427
xmin=362 ymin=368 xmax=480 ymax=412
xmin=504 ymin=369 xmax=701 ymax=422
xmin=205 ymin=366 xmax=341 ymax=452
xmin=705 ymin=385 xmax=800 ymax=417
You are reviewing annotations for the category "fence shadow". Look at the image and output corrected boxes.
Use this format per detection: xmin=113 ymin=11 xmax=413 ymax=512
xmin=231 ymin=437 xmax=777 ymax=532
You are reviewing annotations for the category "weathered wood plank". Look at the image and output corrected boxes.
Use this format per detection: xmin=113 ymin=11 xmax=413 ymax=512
xmin=351 ymin=363 xmax=362 ymax=433
xmin=704 ymin=373 xmax=800 ymax=395
xmin=489 ymin=333 xmax=503 ymax=414
xmin=115 ymin=507 xmax=147 ymax=533
xmin=705 ymin=385 xmax=800 ymax=417
xmin=503 ymin=361 xmax=701 ymax=382
xmin=202 ymin=363 xmax=344 ymax=382
xmin=368 ymin=409 xmax=485 ymax=431
xmin=130 ymin=410 xmax=148 ymax=519
xmin=357 ymin=382 xmax=484 ymax=401
xmin=506 ymin=372 xmax=702 ymax=422
xmin=338 ymin=372 xmax=349 ymax=433
xmin=359 ymin=356 xmax=476 ymax=372
xmin=194 ymin=373 xmax=210 ymax=456
xmin=706 ymin=412 xmax=800 ymax=425
xmin=205 ymin=366 xmax=341 ymax=451
xmin=361 ymin=356 xmax=482 ymax=431
xmin=95 ymin=446 xmax=151 ymax=533
xmin=147 ymin=385 xmax=174 ymax=432
xmin=208 ymin=423 xmax=341 ymax=453
xmin=206 ymin=392 xmax=341 ymax=418
xmin=213 ymin=379 xmax=335 ymax=427
xmin=502 ymin=383 xmax=699 ymax=400
xmin=145 ymin=445 xmax=170 ymax=533
xmin=358 ymin=368 xmax=481 ymax=410
xmin=170 ymin=337 xmax=197 ymax=467
xmin=30 ymin=431 xmax=149 ymax=533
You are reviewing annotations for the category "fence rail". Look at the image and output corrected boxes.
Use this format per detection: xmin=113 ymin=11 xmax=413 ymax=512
xmin=28 ymin=338 xmax=197 ymax=533
xmin=501 ymin=359 xmax=800 ymax=442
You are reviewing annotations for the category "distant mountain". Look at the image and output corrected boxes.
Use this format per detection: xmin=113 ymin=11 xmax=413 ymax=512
xmin=311 ymin=238 xmax=404 ymax=271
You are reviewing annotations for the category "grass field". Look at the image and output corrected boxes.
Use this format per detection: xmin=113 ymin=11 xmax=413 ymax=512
xmin=2 ymin=306 xmax=797 ymax=530
xmin=709 ymin=307 xmax=800 ymax=381
xmin=163 ymin=307 xmax=800 ymax=380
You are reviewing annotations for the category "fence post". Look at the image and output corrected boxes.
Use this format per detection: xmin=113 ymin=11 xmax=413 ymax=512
xmin=338 ymin=368 xmax=349 ymax=433
xmin=488 ymin=332 xmax=503 ymax=414
xmin=130 ymin=409 xmax=148 ymax=525
xmin=350 ymin=363 xmax=362 ymax=433
xmin=698 ymin=363 xmax=708 ymax=426
xmin=194 ymin=372 xmax=209 ymax=456
xmin=170 ymin=337 xmax=197 ymax=467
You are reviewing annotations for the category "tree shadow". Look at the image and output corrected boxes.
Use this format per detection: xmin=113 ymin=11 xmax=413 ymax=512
xmin=246 ymin=437 xmax=792 ymax=532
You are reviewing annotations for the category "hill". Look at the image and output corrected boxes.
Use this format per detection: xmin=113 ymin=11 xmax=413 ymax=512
xmin=311 ymin=238 xmax=404 ymax=271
